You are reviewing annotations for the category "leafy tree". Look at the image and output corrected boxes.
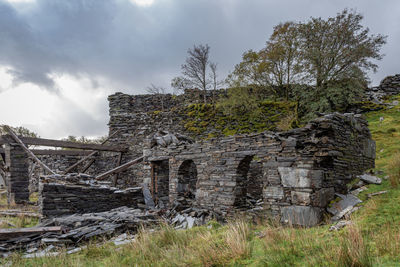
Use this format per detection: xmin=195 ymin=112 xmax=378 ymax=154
xmin=226 ymin=50 xmax=273 ymax=95
xmin=227 ymin=22 xmax=302 ymax=100
xmin=0 ymin=125 xmax=38 ymax=137
xmin=298 ymin=9 xmax=386 ymax=89
xmin=172 ymin=44 xmax=219 ymax=103
xmin=262 ymin=22 xmax=302 ymax=100
xmin=226 ymin=9 xmax=386 ymax=118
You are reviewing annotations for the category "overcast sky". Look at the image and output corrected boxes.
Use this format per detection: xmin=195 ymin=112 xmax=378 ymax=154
xmin=0 ymin=0 xmax=399 ymax=139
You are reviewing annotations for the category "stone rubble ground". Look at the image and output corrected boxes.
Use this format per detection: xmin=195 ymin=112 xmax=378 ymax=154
xmin=0 ymin=206 xmax=158 ymax=258
xmin=0 ymin=173 xmax=385 ymax=259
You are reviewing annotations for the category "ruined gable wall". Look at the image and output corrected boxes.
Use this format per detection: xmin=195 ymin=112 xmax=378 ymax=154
xmin=107 ymin=91 xmax=223 ymax=187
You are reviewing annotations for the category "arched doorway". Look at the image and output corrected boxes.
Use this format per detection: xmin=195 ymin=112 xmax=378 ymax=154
xmin=234 ymin=155 xmax=263 ymax=209
xmin=177 ymin=160 xmax=198 ymax=205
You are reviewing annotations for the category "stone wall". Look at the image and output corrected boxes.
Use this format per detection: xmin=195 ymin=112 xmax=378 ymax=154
xmin=107 ymin=92 xmax=190 ymax=187
xmin=39 ymin=174 xmax=144 ymax=218
xmin=143 ymin=113 xmax=375 ymax=226
xmin=4 ymin=143 xmax=29 ymax=204
xmin=366 ymin=74 xmax=400 ymax=102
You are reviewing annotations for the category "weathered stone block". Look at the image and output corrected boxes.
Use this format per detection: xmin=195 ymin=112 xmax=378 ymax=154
xmin=280 ymin=206 xmax=322 ymax=227
xmin=278 ymin=167 xmax=311 ymax=188
xmin=291 ymin=191 xmax=311 ymax=205
xmin=264 ymin=186 xmax=284 ymax=200
xmin=312 ymin=188 xmax=335 ymax=207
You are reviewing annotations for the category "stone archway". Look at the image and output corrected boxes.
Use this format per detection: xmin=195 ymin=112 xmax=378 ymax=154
xmin=233 ymin=155 xmax=263 ymax=209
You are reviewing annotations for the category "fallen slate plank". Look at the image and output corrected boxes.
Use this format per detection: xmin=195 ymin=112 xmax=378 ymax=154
xmin=350 ymin=186 xmax=368 ymax=196
xmin=367 ymin=190 xmax=387 ymax=198
xmin=187 ymin=217 xmax=195 ymax=229
xmin=0 ymin=227 xmax=63 ymax=241
xmin=329 ymin=220 xmax=352 ymax=231
xmin=327 ymin=194 xmax=362 ymax=216
xmin=358 ymin=174 xmax=382 ymax=185
xmin=331 ymin=206 xmax=353 ymax=221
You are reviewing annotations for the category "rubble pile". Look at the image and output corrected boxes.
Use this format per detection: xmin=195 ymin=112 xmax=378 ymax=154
xmin=0 ymin=206 xmax=159 ymax=256
xmin=327 ymin=173 xmax=382 ymax=229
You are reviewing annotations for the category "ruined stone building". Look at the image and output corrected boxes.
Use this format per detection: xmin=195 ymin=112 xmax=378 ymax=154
xmin=106 ymin=91 xmax=375 ymax=226
xmin=0 ymin=89 xmax=376 ymax=227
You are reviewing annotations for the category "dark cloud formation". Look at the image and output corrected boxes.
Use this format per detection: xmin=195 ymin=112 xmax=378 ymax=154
xmin=0 ymin=0 xmax=399 ymax=139
xmin=0 ymin=0 xmax=399 ymax=94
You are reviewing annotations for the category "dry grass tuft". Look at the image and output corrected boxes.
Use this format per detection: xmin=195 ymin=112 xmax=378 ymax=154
xmin=276 ymin=112 xmax=297 ymax=131
xmin=375 ymin=223 xmax=400 ymax=258
xmin=225 ymin=219 xmax=251 ymax=259
xmin=338 ymin=224 xmax=372 ymax=267
xmin=388 ymin=152 xmax=400 ymax=187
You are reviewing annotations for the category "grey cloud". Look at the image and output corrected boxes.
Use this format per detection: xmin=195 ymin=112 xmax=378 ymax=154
xmin=1 ymin=0 xmax=399 ymax=92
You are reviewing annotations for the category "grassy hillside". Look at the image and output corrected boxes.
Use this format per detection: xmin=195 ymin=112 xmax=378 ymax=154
xmin=4 ymin=102 xmax=400 ymax=266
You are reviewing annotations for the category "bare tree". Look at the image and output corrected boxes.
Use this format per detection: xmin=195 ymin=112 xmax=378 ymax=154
xmin=209 ymin=62 xmax=222 ymax=104
xmin=173 ymin=44 xmax=215 ymax=103
xmin=146 ymin=83 xmax=167 ymax=111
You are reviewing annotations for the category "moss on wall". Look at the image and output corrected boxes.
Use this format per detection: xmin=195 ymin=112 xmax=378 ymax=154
xmin=180 ymin=101 xmax=297 ymax=138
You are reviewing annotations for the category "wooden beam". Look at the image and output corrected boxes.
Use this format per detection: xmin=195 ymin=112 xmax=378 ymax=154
xmin=29 ymin=162 xmax=37 ymax=178
xmin=0 ymin=226 xmax=62 ymax=241
xmin=3 ymin=126 xmax=56 ymax=175
xmin=81 ymin=158 xmax=96 ymax=173
xmin=64 ymin=130 xmax=121 ymax=174
xmin=0 ymin=148 xmax=93 ymax=156
xmin=96 ymin=156 xmax=144 ymax=180
xmin=0 ymin=135 xmax=127 ymax=152
xmin=112 ymin=152 xmax=123 ymax=186
xmin=0 ymin=211 xmax=41 ymax=218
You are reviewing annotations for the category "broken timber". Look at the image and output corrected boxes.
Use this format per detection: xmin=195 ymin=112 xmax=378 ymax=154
xmin=96 ymin=156 xmax=144 ymax=180
xmin=0 ymin=148 xmax=93 ymax=156
xmin=112 ymin=152 xmax=123 ymax=186
xmin=3 ymin=126 xmax=56 ymax=175
xmin=0 ymin=226 xmax=62 ymax=241
xmin=64 ymin=130 xmax=122 ymax=174
xmin=0 ymin=135 xmax=127 ymax=152
xmin=0 ymin=211 xmax=42 ymax=218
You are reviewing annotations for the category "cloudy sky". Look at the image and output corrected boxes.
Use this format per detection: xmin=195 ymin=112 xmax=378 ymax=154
xmin=0 ymin=0 xmax=399 ymax=139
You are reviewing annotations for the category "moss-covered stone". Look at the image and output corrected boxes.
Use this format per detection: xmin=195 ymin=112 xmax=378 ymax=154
xmin=181 ymin=101 xmax=297 ymax=138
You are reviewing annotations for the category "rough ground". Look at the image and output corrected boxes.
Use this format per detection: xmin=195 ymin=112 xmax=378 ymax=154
xmin=2 ymin=98 xmax=400 ymax=266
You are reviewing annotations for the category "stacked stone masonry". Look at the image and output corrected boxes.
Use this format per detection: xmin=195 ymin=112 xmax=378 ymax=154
xmin=4 ymin=143 xmax=30 ymax=204
xmin=39 ymin=175 xmax=144 ymax=218
xmin=366 ymin=74 xmax=400 ymax=102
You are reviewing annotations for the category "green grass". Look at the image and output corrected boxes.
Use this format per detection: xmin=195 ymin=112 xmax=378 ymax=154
xmin=0 ymin=192 xmax=39 ymax=228
xmin=4 ymin=101 xmax=400 ymax=266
